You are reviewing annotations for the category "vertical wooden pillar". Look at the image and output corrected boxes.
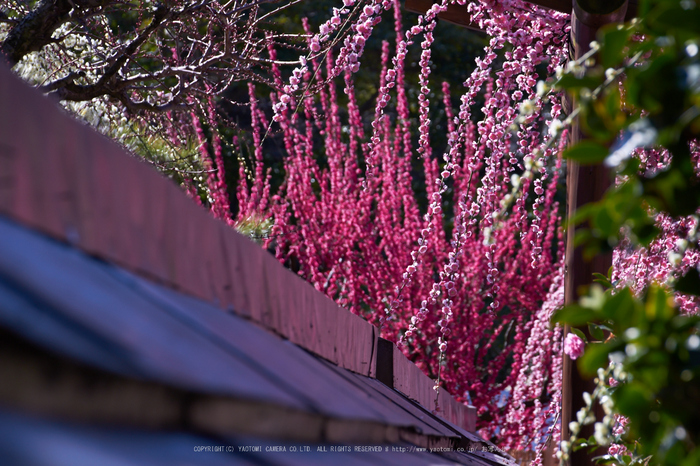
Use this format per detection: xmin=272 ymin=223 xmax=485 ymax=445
xmin=562 ymin=1 xmax=627 ymax=464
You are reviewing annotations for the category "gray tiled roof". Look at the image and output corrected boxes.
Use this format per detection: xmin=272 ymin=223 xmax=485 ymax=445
xmin=0 ymin=216 xmax=513 ymax=465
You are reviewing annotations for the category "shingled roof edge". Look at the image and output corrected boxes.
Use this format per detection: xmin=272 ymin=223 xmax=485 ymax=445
xmin=0 ymin=63 xmax=476 ymax=433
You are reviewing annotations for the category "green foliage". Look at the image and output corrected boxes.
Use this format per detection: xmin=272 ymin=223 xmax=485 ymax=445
xmin=563 ymin=140 xmax=610 ymax=165
xmin=234 ymin=215 xmax=273 ymax=244
xmin=552 ymin=0 xmax=700 ymax=463
xmin=555 ymin=285 xmax=700 ymax=464
xmin=556 ymin=0 xmax=700 ymax=260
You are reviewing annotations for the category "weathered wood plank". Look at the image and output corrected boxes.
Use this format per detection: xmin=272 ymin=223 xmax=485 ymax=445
xmin=322 ymin=359 xmax=456 ymax=437
xmin=392 ymin=344 xmax=436 ymax=412
xmin=0 ymin=220 xmax=306 ymax=408
xmin=438 ymin=389 xmax=477 ymax=433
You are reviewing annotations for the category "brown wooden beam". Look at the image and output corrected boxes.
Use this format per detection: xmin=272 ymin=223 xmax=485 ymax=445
xmin=375 ymin=337 xmax=478 ymax=432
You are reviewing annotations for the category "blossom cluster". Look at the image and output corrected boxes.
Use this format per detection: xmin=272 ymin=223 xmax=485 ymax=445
xmin=273 ymin=0 xmax=392 ymax=121
xmin=612 ymin=145 xmax=700 ymax=315
xmin=194 ymin=0 xmax=571 ymax=453
xmin=242 ymin=0 xmax=571 ymax=451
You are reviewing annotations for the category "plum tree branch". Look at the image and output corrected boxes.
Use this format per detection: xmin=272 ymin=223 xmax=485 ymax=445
xmin=0 ymin=0 xmax=312 ymax=114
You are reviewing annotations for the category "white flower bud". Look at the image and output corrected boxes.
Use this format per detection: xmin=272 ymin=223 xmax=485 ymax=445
xmin=548 ymin=119 xmax=564 ymax=137
xmin=594 ymin=422 xmax=610 ymax=446
xmin=569 ymin=421 xmax=580 ymax=435
xmin=536 ymin=80 xmax=547 ymax=97
xmin=519 ymin=99 xmax=536 ymax=116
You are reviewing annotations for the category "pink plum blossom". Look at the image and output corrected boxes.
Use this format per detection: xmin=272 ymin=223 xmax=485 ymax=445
xmin=564 ymin=333 xmax=585 ymax=360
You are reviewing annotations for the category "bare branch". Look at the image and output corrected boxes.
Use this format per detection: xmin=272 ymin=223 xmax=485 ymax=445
xmin=97 ymin=5 xmax=170 ymax=86
xmin=116 ymin=93 xmax=189 ymax=113
xmin=2 ymin=0 xmax=359 ymax=131
xmin=38 ymin=70 xmax=84 ymax=92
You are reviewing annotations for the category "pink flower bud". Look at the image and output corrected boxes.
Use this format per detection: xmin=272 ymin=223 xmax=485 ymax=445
xmin=564 ymin=333 xmax=585 ymax=360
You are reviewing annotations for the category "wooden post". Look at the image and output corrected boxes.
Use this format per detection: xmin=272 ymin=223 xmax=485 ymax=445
xmin=562 ymin=1 xmax=628 ymax=464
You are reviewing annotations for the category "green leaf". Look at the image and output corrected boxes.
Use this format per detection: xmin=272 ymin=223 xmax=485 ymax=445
xmin=598 ymin=24 xmax=633 ymax=69
xmin=573 ymin=229 xmax=593 ymax=248
xmin=633 ymin=222 xmax=661 ymax=247
xmin=573 ymin=437 xmax=588 ymax=449
xmin=594 ymin=205 xmax=616 ymax=237
xmin=676 ymin=268 xmax=700 ymax=296
xmin=555 ymin=73 xmax=602 ymax=91
xmin=619 ymin=156 xmax=641 ymax=177
xmin=592 ymin=272 xmax=613 ymax=288
xmin=580 ymin=341 xmax=619 ymax=376
xmin=601 ymin=287 xmax=637 ymax=326
xmin=568 ymin=203 xmax=597 ymax=228
xmin=644 ymin=285 xmax=673 ymax=321
xmin=563 ymin=140 xmax=610 ymax=165
xmin=589 ymin=322 xmax=606 ymax=341
xmin=626 ymin=53 xmax=676 ymax=114
xmin=552 ymin=305 xmax=598 ymax=326
xmin=650 ymin=5 xmax=700 ymax=35
xmin=614 ymin=382 xmax=651 ymax=415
